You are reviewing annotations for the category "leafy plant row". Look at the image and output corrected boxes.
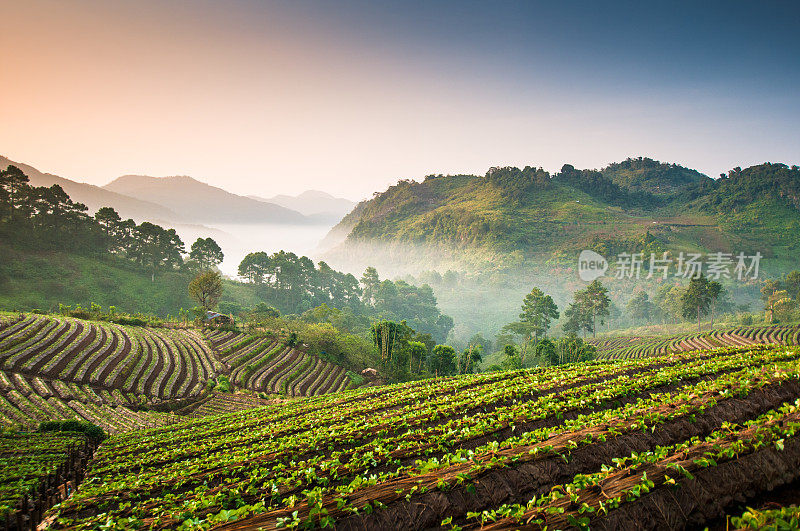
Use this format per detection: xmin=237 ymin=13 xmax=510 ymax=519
xmin=591 ymin=324 xmax=800 ymax=359
xmin=0 ymin=314 xmax=217 ymax=400
xmin=47 ymin=345 xmax=800 ymax=529
xmin=204 ymin=330 xmax=352 ymax=397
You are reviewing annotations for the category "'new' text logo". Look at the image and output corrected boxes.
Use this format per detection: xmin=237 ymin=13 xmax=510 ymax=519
xmin=578 ymin=250 xmax=608 ymax=281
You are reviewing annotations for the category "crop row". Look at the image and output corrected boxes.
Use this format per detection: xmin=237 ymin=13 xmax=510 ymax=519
xmin=0 ymin=370 xmax=182 ymax=435
xmin=590 ymin=324 xmax=800 ymax=359
xmin=0 ymin=314 xmax=217 ymax=400
xmin=182 ymin=392 xmax=277 ymax=419
xmin=468 ymin=398 xmax=800 ymax=530
xmin=47 ymin=344 xmax=800 ymax=529
xmin=204 ymin=330 xmax=353 ymax=397
xmin=0 ymin=432 xmax=93 ymax=528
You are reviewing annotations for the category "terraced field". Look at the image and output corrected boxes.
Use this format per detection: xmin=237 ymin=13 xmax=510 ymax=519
xmin=0 ymin=432 xmax=97 ymax=529
xmin=590 ymin=324 xmax=800 ymax=359
xmin=178 ymin=391 xmax=277 ymax=419
xmin=44 ymin=344 xmax=800 ymax=530
xmin=205 ymin=330 xmax=354 ymax=396
xmin=0 ymin=314 xmax=218 ymax=400
xmin=0 ymin=370 xmax=179 ymax=434
xmin=0 ymin=315 xmax=360 ymax=439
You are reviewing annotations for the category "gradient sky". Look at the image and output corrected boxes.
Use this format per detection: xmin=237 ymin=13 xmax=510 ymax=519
xmin=2 ymin=1 xmax=799 ymax=200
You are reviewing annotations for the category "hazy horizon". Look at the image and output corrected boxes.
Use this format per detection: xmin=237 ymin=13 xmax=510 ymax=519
xmin=2 ymin=0 xmax=798 ymax=201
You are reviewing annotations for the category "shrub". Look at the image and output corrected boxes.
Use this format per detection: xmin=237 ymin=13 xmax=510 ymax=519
xmin=345 ymin=371 xmax=366 ymax=387
xmin=216 ymin=375 xmax=233 ymax=393
xmin=68 ymin=306 xmax=92 ymax=320
xmin=112 ymin=316 xmax=148 ymax=327
xmin=38 ymin=420 xmax=106 ymax=442
xmin=285 ymin=331 xmax=299 ymax=347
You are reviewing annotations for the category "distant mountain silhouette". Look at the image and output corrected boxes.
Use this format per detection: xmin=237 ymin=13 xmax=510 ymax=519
xmin=0 ymin=155 xmax=176 ymax=221
xmin=104 ymin=175 xmax=311 ymax=224
xmin=249 ymin=190 xmax=355 ymax=222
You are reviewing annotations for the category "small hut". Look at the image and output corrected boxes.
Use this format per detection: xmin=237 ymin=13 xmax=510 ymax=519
xmin=205 ymin=311 xmax=234 ymax=326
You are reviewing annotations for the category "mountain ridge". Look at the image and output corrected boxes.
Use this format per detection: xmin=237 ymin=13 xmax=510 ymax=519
xmin=0 ymin=155 xmax=177 ymax=221
xmin=104 ymin=174 xmax=311 ymax=225
xmin=248 ymin=190 xmax=356 ymax=221
xmin=321 ymin=157 xmax=800 ymax=275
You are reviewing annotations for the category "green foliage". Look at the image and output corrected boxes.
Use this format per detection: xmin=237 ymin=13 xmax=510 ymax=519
xmin=626 ymin=291 xmax=656 ymax=325
xmin=367 ymin=270 xmax=454 ymax=343
xmin=564 ymin=280 xmax=610 ymax=337
xmin=38 ymin=420 xmax=106 ymax=442
xmin=406 ymin=340 xmax=429 ymax=374
xmin=457 ymin=344 xmax=482 ymax=374
xmin=237 ymin=256 xmax=453 ymax=343
xmin=555 ymin=163 xmax=656 ymax=208
xmin=500 ymin=344 xmax=522 ymax=371
xmin=552 ymin=336 xmax=597 ymax=365
xmin=215 ymin=375 xmax=233 ymax=393
xmin=429 ymin=344 xmax=457 ymax=376
xmin=285 ymin=331 xmax=299 ymax=347
xmin=503 ymin=287 xmax=559 ymax=341
xmin=251 ymin=318 xmax=377 ymax=371
xmin=680 ymin=275 xmax=723 ymax=330
xmin=602 ymin=157 xmax=711 ymax=197
xmin=253 ymin=303 xmax=280 ymax=318
xmin=345 ymin=371 xmax=366 ymax=387
xmin=189 ymin=237 xmax=224 ymax=270
xmin=238 ymin=251 xmax=361 ymax=315
xmin=370 ymin=320 xmax=414 ymax=370
xmin=189 ymin=270 xmax=223 ymax=311
xmin=534 ymin=338 xmax=557 ymax=366
xmin=301 ymin=303 xmax=368 ymax=334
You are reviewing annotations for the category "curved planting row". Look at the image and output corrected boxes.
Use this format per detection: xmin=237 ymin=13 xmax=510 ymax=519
xmin=0 ymin=370 xmax=179 ymax=435
xmin=183 ymin=392 xmax=276 ymax=419
xmin=47 ymin=344 xmax=800 ymax=529
xmin=204 ymin=330 xmax=354 ymax=397
xmin=591 ymin=324 xmax=800 ymax=359
xmin=0 ymin=431 xmax=95 ymax=529
xmin=0 ymin=314 xmax=219 ymax=400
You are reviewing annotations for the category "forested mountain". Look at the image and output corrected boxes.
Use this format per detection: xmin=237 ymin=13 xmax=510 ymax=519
xmin=602 ymin=157 xmax=712 ymax=197
xmin=323 ymin=158 xmax=800 ymax=275
xmin=104 ymin=175 xmax=311 ymax=224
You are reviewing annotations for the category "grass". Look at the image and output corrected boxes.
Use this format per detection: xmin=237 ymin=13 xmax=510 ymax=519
xmin=0 ymin=244 xmax=264 ymax=317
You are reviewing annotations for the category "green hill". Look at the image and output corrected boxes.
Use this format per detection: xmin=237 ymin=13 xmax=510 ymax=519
xmin=0 ymin=243 xmax=261 ymax=316
xmin=323 ymin=159 xmax=800 ymax=275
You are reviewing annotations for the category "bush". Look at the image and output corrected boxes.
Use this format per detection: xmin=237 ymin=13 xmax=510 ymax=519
xmin=285 ymin=331 xmax=299 ymax=347
xmin=345 ymin=371 xmax=366 ymax=387
xmin=216 ymin=375 xmax=233 ymax=393
xmin=553 ymin=336 xmax=596 ymax=365
xmin=112 ymin=316 xmax=148 ymax=327
xmin=68 ymin=306 xmax=92 ymax=320
xmin=253 ymin=303 xmax=280 ymax=318
xmin=38 ymin=420 xmax=106 ymax=441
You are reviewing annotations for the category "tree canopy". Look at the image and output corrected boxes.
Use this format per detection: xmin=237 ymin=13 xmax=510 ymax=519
xmin=188 ymin=270 xmax=223 ymax=311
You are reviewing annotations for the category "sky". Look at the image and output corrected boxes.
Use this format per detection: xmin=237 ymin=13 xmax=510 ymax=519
xmin=2 ymin=0 xmax=799 ymax=201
